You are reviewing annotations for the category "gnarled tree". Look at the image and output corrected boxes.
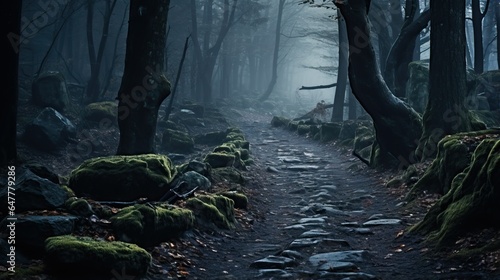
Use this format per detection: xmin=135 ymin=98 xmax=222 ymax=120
xmin=334 ymin=0 xmax=422 ymax=168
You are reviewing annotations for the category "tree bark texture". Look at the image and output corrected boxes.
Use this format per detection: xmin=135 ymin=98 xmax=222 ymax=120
xmin=332 ymin=10 xmax=348 ymax=122
xmin=336 ymin=0 xmax=423 ymax=168
xmin=116 ymin=0 xmax=171 ymax=155
xmin=416 ymin=0 xmax=472 ymax=160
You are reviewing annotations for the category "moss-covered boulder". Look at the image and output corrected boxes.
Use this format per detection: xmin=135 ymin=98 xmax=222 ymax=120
xmin=320 ymin=122 xmax=342 ymax=142
xmin=338 ymin=121 xmax=358 ymax=141
xmin=111 ymin=204 xmax=194 ymax=245
xmin=211 ymin=167 xmax=245 ymax=185
xmin=410 ymin=138 xmax=500 ymax=247
xmin=409 ymin=130 xmax=500 ymax=199
xmin=474 ymin=70 xmax=500 ymax=110
xmin=162 ymin=128 xmax=195 ymax=154
xmin=204 ymin=152 xmax=236 ymax=168
xmin=65 ymin=197 xmax=94 ymax=217
xmin=185 ymin=194 xmax=236 ymax=229
xmin=44 ymin=235 xmax=151 ymax=276
xmin=68 ymin=154 xmax=177 ymax=201
xmin=271 ymin=116 xmax=290 ymax=127
xmin=83 ymin=101 xmax=117 ymax=123
xmin=158 ymin=120 xmax=188 ymax=133
xmin=471 ymin=110 xmax=500 ymax=128
xmin=220 ymin=191 xmax=248 ymax=209
xmin=287 ymin=120 xmax=300 ymax=132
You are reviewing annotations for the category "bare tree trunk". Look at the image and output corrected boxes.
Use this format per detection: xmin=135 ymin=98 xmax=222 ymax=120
xmin=116 ymin=0 xmax=171 ymax=155
xmin=416 ymin=0 xmax=473 ymax=160
xmin=335 ymin=0 xmax=422 ymax=168
xmin=472 ymin=0 xmax=490 ymax=74
xmin=259 ymin=0 xmax=285 ymax=102
xmin=332 ymin=9 xmax=348 ymax=121
xmin=496 ymin=0 xmax=500 ymax=68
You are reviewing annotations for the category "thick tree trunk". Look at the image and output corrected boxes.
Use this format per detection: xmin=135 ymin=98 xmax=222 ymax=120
xmin=348 ymin=85 xmax=358 ymax=120
xmin=1 ymin=0 xmax=21 ymax=166
xmin=332 ymin=10 xmax=348 ymax=122
xmin=116 ymin=0 xmax=171 ymax=155
xmin=259 ymin=0 xmax=285 ymax=102
xmin=336 ymin=0 xmax=423 ymax=168
xmin=472 ymin=0 xmax=488 ymax=74
xmin=496 ymin=1 xmax=500 ymax=68
xmin=384 ymin=3 xmax=430 ymax=98
xmin=416 ymin=0 xmax=473 ymax=160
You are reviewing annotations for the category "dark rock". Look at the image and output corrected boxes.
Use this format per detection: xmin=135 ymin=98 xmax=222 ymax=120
xmin=185 ymin=194 xmax=235 ymax=230
xmin=211 ymin=167 xmax=245 ymax=184
xmin=298 ymin=217 xmax=327 ymax=224
xmin=174 ymin=171 xmax=211 ymax=192
xmin=257 ymin=269 xmax=294 ymax=278
xmin=220 ymin=191 xmax=248 ymax=209
xmin=2 ymin=215 xmax=77 ymax=254
xmin=266 ymin=166 xmax=280 ymax=173
xmin=354 ymin=228 xmax=373 ymax=235
xmin=162 ymin=128 xmax=194 ymax=154
xmin=318 ymin=272 xmax=377 ymax=279
xmin=23 ymin=107 xmax=76 ymax=151
xmin=44 ymin=235 xmax=151 ymax=277
xmin=406 ymin=61 xmax=429 ymax=113
xmin=250 ymin=256 xmax=297 ymax=269
xmin=31 ymin=71 xmax=69 ymax=111
xmin=317 ymin=261 xmax=357 ymax=272
xmin=25 ymin=163 xmax=59 ymax=184
xmin=204 ymin=152 xmax=235 ymax=168
xmin=278 ymin=156 xmax=302 ymax=163
xmin=320 ymin=122 xmax=342 ymax=142
xmin=300 ymin=229 xmax=331 ymax=238
xmin=0 ymin=169 xmax=68 ymax=213
xmin=65 ymin=197 xmax=94 ymax=217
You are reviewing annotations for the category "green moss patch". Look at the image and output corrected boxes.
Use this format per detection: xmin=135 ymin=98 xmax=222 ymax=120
xmin=320 ymin=122 xmax=342 ymax=142
xmin=410 ymin=138 xmax=500 ymax=247
xmin=162 ymin=128 xmax=195 ymax=154
xmin=44 ymin=235 xmax=151 ymax=276
xmin=220 ymin=191 xmax=248 ymax=209
xmin=69 ymin=154 xmax=177 ymax=201
xmin=185 ymin=195 xmax=236 ymax=230
xmin=204 ymin=152 xmax=236 ymax=168
xmin=83 ymin=101 xmax=117 ymax=123
xmin=212 ymin=167 xmax=245 ymax=184
xmin=111 ymin=204 xmax=194 ymax=245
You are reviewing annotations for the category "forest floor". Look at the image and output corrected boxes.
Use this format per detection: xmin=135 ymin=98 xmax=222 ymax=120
xmin=10 ymin=95 xmax=500 ymax=279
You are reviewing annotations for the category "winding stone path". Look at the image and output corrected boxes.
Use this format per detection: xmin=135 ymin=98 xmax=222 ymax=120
xmin=186 ymin=117 xmax=488 ymax=279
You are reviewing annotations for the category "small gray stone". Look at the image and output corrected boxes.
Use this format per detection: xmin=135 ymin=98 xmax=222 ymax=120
xmin=367 ymin=214 xmax=384 ymax=220
xmin=362 ymin=219 xmax=402 ymax=226
xmin=341 ymin=222 xmax=359 ymax=227
xmin=257 ymin=269 xmax=294 ymax=278
xmin=287 ymin=165 xmax=320 ymax=171
xmin=299 ymin=217 xmax=327 ymax=224
xmin=266 ymin=166 xmax=281 ymax=173
xmin=317 ymin=261 xmax=358 ymax=272
xmin=280 ymin=250 xmax=304 ymax=260
xmin=289 ymin=238 xmax=322 ymax=249
xmin=278 ymin=156 xmax=302 ymax=163
xmin=300 ymin=229 xmax=331 ymax=238
xmin=309 ymin=250 xmax=368 ymax=266
xmin=250 ymin=256 xmax=297 ymax=269
xmin=317 ymin=272 xmax=377 ymax=279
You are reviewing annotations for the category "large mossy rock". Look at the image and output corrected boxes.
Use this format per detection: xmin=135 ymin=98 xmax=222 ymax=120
xmin=31 ymin=71 xmax=69 ymax=111
xmin=44 ymin=235 xmax=151 ymax=277
xmin=211 ymin=167 xmax=245 ymax=185
xmin=162 ymin=128 xmax=195 ymax=154
xmin=410 ymin=137 xmax=500 ymax=247
xmin=271 ymin=116 xmax=290 ymax=127
xmin=23 ymin=107 xmax=76 ymax=151
xmin=185 ymin=194 xmax=236 ymax=230
xmin=83 ymin=101 xmax=118 ymax=123
xmin=204 ymin=152 xmax=236 ymax=168
xmin=111 ymin=204 xmax=194 ymax=245
xmin=408 ymin=130 xmax=500 ymax=199
xmin=353 ymin=126 xmax=374 ymax=151
xmin=68 ymin=154 xmax=177 ymax=201
xmin=194 ymin=130 xmax=227 ymax=145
